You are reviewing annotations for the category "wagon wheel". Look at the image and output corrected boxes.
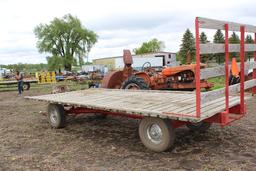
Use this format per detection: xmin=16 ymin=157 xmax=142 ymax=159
xmin=186 ymin=121 xmax=212 ymax=133
xmin=23 ymin=82 xmax=30 ymax=90
xmin=121 ymin=76 xmax=149 ymax=90
xmin=139 ymin=117 xmax=175 ymax=152
xmin=47 ymin=104 xmax=66 ymax=128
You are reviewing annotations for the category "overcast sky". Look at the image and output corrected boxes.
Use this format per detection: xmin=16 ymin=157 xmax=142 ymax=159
xmin=0 ymin=0 xmax=255 ymax=64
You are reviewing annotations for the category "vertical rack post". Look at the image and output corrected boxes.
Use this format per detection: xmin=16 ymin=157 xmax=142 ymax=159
xmin=224 ymin=24 xmax=229 ymax=113
xmin=240 ymin=26 xmax=245 ymax=114
xmin=195 ymin=17 xmax=201 ymax=118
xmin=253 ymin=32 xmax=256 ymax=94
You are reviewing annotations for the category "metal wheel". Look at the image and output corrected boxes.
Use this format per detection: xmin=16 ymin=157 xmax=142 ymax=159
xmin=47 ymin=104 xmax=66 ymax=128
xmin=146 ymin=123 xmax=163 ymax=144
xmin=23 ymin=82 xmax=30 ymax=90
xmin=139 ymin=117 xmax=175 ymax=152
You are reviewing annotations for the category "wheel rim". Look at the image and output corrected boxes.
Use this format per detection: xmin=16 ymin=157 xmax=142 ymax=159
xmin=147 ymin=123 xmax=163 ymax=144
xmin=23 ymin=84 xmax=28 ymax=90
xmin=49 ymin=108 xmax=58 ymax=124
xmin=125 ymin=83 xmax=140 ymax=90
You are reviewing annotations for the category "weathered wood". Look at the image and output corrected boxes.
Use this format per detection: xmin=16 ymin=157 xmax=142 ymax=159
xmin=201 ymin=79 xmax=256 ymax=104
xmin=200 ymin=43 xmax=256 ymax=54
xmin=198 ymin=17 xmax=256 ymax=33
xmin=200 ymin=61 xmax=256 ymax=79
xmin=25 ymin=88 xmax=250 ymax=123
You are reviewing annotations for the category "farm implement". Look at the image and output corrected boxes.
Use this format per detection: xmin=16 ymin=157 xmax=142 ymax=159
xmin=26 ymin=17 xmax=256 ymax=152
xmin=102 ymin=50 xmax=213 ymax=91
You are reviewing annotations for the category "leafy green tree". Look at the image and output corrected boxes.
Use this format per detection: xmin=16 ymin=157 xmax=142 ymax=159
xmin=245 ymin=35 xmax=254 ymax=61
xmin=133 ymin=38 xmax=165 ymax=55
xmin=47 ymin=56 xmax=63 ymax=71
xmin=179 ymin=29 xmax=195 ymax=64
xmin=229 ymin=32 xmax=240 ymax=60
xmin=213 ymin=29 xmax=225 ymax=64
xmin=1 ymin=63 xmax=48 ymax=73
xmin=34 ymin=14 xmax=97 ymax=71
xmin=200 ymin=32 xmax=210 ymax=63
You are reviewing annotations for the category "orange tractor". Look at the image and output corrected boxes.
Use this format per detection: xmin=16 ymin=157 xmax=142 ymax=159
xmin=102 ymin=50 xmax=213 ymax=90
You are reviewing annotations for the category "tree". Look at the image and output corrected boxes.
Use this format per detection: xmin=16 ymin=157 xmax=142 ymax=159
xmin=179 ymin=29 xmax=195 ymax=64
xmin=47 ymin=55 xmax=63 ymax=71
xmin=34 ymin=14 xmax=97 ymax=71
xmin=245 ymin=35 xmax=254 ymax=61
xmin=213 ymin=29 xmax=225 ymax=64
xmin=199 ymin=32 xmax=210 ymax=63
xmin=229 ymin=32 xmax=240 ymax=60
xmin=133 ymin=38 xmax=165 ymax=55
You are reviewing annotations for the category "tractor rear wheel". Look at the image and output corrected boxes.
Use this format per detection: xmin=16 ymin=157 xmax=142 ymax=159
xmin=139 ymin=117 xmax=175 ymax=152
xmin=186 ymin=121 xmax=211 ymax=133
xmin=121 ymin=76 xmax=149 ymax=90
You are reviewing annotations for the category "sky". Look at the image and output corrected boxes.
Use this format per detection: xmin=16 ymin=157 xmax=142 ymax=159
xmin=0 ymin=0 xmax=255 ymax=65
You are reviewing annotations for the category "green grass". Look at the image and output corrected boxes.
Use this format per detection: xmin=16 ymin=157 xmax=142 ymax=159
xmin=0 ymin=81 xmax=90 ymax=93
xmin=208 ymin=76 xmax=225 ymax=90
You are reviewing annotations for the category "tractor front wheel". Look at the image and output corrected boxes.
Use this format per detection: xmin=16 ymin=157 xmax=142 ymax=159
xmin=139 ymin=117 xmax=175 ymax=152
xmin=121 ymin=76 xmax=149 ymax=90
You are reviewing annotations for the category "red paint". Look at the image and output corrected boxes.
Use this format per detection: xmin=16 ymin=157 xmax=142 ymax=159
xmin=240 ymin=26 xmax=245 ymax=114
xmin=171 ymin=120 xmax=187 ymax=128
xmin=224 ymin=24 xmax=229 ymax=113
xmin=253 ymin=33 xmax=256 ymax=94
xmin=229 ymin=104 xmax=242 ymax=114
xmin=65 ymin=107 xmax=143 ymax=119
xmin=195 ymin=17 xmax=201 ymax=118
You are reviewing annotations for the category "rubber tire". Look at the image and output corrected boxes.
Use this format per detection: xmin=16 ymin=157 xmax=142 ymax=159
xmin=94 ymin=113 xmax=107 ymax=119
xmin=47 ymin=104 xmax=66 ymax=128
xmin=139 ymin=117 xmax=175 ymax=152
xmin=186 ymin=121 xmax=212 ymax=133
xmin=121 ymin=75 xmax=149 ymax=90
xmin=23 ymin=82 xmax=30 ymax=90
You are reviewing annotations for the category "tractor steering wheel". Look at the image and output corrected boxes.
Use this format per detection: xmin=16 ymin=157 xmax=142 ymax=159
xmin=142 ymin=62 xmax=152 ymax=71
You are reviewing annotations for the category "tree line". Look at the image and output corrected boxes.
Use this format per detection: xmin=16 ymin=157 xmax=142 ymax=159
xmin=178 ymin=29 xmax=255 ymax=64
xmin=5 ymin=14 xmax=254 ymax=73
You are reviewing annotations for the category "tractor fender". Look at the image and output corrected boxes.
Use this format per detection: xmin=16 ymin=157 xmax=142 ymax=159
xmin=101 ymin=70 xmax=124 ymax=89
xmin=134 ymin=72 xmax=151 ymax=85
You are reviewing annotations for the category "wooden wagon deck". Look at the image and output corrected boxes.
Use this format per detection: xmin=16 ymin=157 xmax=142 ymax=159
xmin=25 ymin=88 xmax=244 ymax=122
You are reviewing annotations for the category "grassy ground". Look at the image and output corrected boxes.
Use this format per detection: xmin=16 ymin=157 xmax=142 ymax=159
xmin=208 ymin=76 xmax=225 ymax=90
xmin=0 ymin=80 xmax=90 ymax=93
xmin=0 ymin=77 xmax=226 ymax=92
xmin=0 ymin=83 xmax=256 ymax=170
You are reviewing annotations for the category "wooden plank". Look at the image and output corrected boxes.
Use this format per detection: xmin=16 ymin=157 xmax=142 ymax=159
xmin=201 ymin=61 xmax=256 ymax=79
xmin=25 ymin=88 xmax=250 ymax=122
xmin=198 ymin=17 xmax=256 ymax=32
xmin=200 ymin=98 xmax=240 ymax=120
xmin=200 ymin=43 xmax=256 ymax=54
xmin=201 ymin=79 xmax=256 ymax=104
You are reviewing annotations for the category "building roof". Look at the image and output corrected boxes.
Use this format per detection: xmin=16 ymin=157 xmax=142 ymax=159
xmin=93 ymin=51 xmax=176 ymax=61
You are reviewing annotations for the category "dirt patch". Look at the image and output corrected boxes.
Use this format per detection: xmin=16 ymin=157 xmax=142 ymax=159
xmin=0 ymin=89 xmax=256 ymax=170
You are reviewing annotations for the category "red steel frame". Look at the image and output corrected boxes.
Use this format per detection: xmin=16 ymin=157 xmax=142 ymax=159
xmin=254 ymin=33 xmax=256 ymax=94
xmin=195 ymin=17 xmax=201 ymax=118
xmin=240 ymin=26 xmax=245 ymax=114
xmin=194 ymin=17 xmax=250 ymax=125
